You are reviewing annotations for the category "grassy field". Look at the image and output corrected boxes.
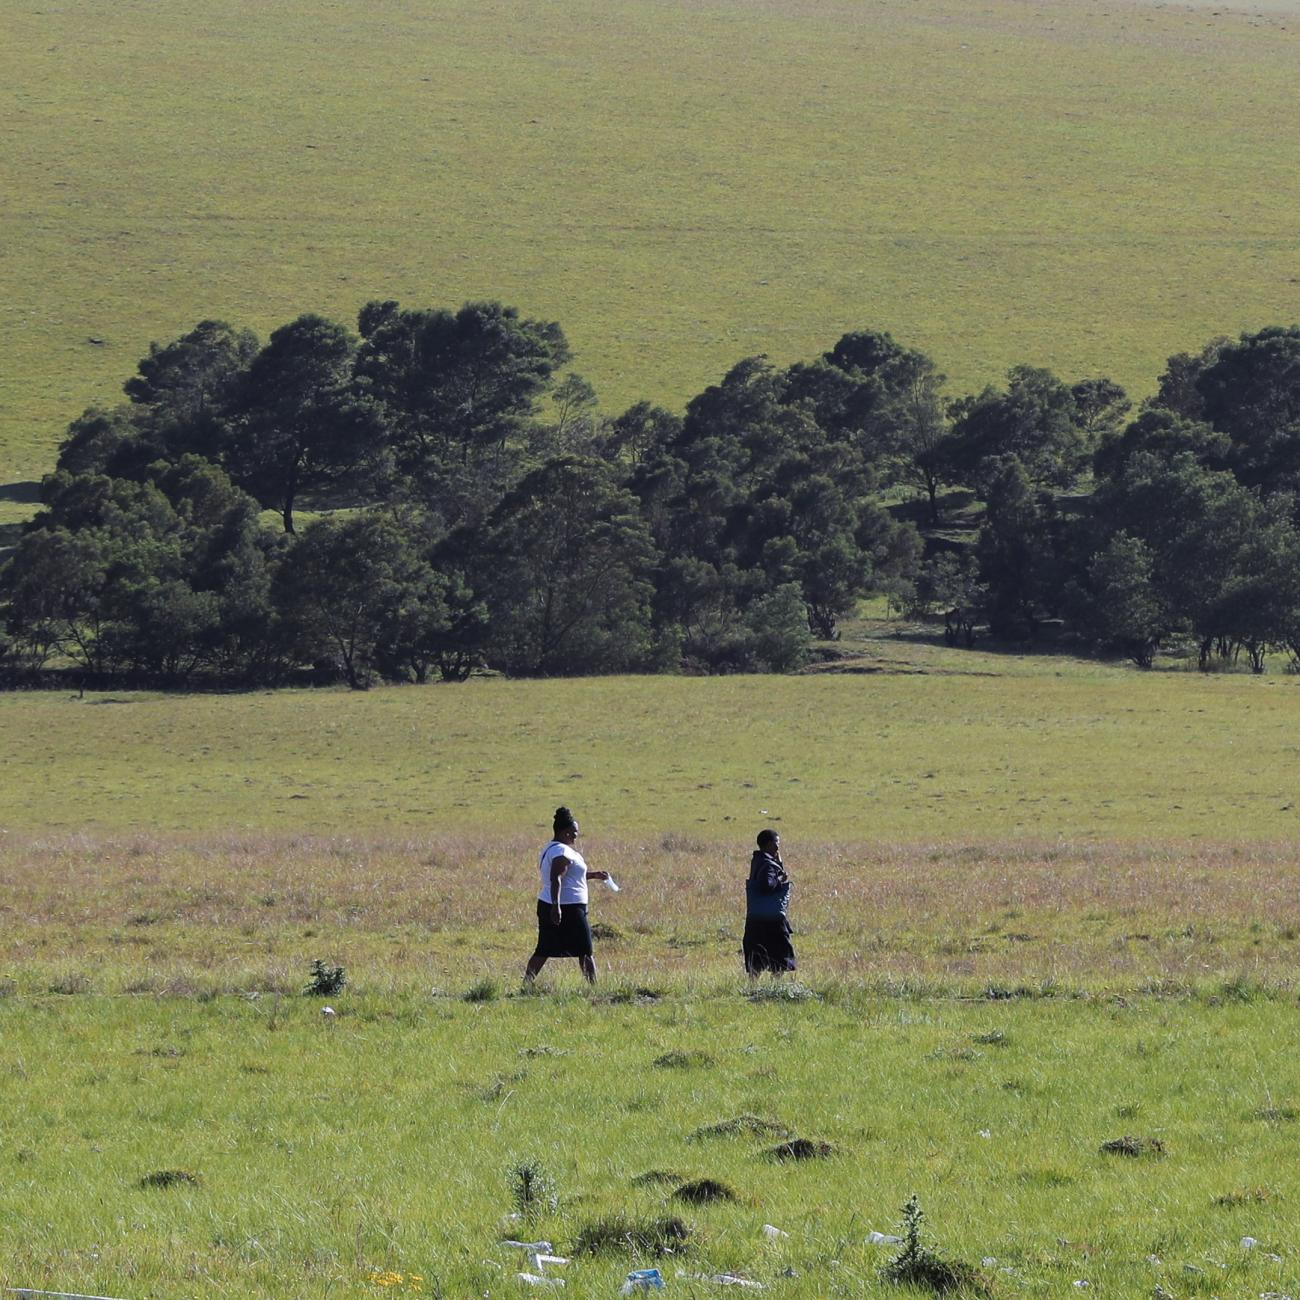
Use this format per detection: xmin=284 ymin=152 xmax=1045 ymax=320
xmin=6 ymin=655 xmax=1300 ymax=1293
xmin=3 ymin=991 xmax=1300 ymax=1298
xmin=4 ymin=0 xmax=1300 ymax=484
xmin=4 ymin=662 xmax=1300 ymax=840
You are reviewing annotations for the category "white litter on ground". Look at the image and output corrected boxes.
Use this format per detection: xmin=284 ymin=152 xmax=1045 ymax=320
xmin=1242 ymin=1237 xmax=1259 ymax=1249
xmin=761 ymin=1225 xmax=789 ymax=1241
xmin=866 ymin=1231 xmax=903 ymax=1245
xmin=501 ymin=1240 xmax=553 ymax=1253
xmin=516 ymin=1273 xmax=564 ymax=1287
xmin=8 ymin=1291 xmax=130 ymax=1300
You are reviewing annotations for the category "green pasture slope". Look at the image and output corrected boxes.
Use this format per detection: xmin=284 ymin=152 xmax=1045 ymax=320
xmin=4 ymin=0 xmax=1300 ymax=490
xmin=4 ymin=666 xmax=1300 ymax=839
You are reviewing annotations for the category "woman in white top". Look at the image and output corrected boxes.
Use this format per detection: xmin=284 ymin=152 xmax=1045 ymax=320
xmin=523 ymin=806 xmax=609 ymax=984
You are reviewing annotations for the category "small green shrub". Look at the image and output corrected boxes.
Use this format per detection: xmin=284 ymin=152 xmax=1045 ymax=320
xmin=880 ymin=1194 xmax=988 ymax=1296
xmin=463 ymin=977 xmax=499 ymax=1003
xmin=507 ymin=1157 xmax=557 ymax=1220
xmin=303 ymin=960 xmax=345 ymax=997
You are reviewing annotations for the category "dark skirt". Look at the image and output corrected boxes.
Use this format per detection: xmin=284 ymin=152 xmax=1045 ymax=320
xmin=532 ymin=899 xmax=593 ymax=959
xmin=743 ymin=915 xmax=796 ymax=974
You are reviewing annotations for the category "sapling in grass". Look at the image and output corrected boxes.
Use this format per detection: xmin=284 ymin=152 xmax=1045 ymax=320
xmin=880 ymin=1194 xmax=988 ymax=1296
xmin=303 ymin=959 xmax=346 ymax=996
xmin=508 ymin=1157 xmax=558 ymax=1221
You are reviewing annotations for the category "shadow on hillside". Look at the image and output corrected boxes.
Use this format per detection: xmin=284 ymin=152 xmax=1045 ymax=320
xmin=0 ymin=481 xmax=40 ymax=504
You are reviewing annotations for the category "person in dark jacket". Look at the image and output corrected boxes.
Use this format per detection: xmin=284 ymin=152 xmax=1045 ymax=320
xmin=743 ymin=828 xmax=795 ymax=977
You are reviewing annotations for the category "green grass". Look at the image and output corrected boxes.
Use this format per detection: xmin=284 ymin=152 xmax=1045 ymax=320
xmin=4 ymin=664 xmax=1300 ymax=839
xmin=6 ymin=643 xmax=1300 ymax=1293
xmin=3 ymin=991 xmax=1300 ymax=1298
xmin=4 ymin=0 xmax=1300 ymax=483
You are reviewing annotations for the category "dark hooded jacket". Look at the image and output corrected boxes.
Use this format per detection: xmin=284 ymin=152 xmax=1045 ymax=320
xmin=745 ymin=849 xmax=791 ymax=919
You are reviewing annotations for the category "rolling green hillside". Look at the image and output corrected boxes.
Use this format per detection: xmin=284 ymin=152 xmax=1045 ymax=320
xmin=3 ymin=0 xmax=1298 ymax=489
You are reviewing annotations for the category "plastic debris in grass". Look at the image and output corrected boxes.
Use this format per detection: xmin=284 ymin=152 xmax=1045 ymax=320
xmin=620 ymin=1268 xmax=666 ymax=1293
xmin=516 ymin=1273 xmax=565 ymax=1287
xmin=867 ymin=1232 xmax=904 ymax=1245
xmin=501 ymin=1240 xmax=554 ymax=1253
xmin=762 ymin=1224 xmax=789 ymax=1241
xmin=676 ymin=1270 xmax=762 ymax=1289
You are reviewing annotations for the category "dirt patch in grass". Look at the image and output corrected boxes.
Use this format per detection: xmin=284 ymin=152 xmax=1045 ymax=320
xmin=672 ymin=1178 xmax=736 ymax=1204
xmin=768 ymin=1138 xmax=836 ymax=1161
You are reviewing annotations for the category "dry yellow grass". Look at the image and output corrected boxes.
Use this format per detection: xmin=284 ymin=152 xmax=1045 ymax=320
xmin=3 ymin=831 xmax=1296 ymax=995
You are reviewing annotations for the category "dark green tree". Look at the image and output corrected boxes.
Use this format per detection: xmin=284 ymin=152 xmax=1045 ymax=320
xmin=1086 ymin=532 xmax=1167 ymax=668
xmin=227 ymin=314 xmax=385 ymax=534
xmin=474 ymin=456 xmax=659 ymax=676
xmin=951 ymin=366 xmax=1089 ymax=494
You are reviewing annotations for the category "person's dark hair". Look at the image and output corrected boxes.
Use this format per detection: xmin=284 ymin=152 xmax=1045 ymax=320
xmin=553 ymin=806 xmax=578 ymax=835
xmin=757 ymin=828 xmax=778 ymax=850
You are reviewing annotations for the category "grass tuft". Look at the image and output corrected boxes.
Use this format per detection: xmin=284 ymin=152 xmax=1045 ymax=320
xmin=1099 ymin=1135 xmax=1165 ymax=1158
xmin=672 ymin=1178 xmax=736 ymax=1205
xmin=630 ymin=1170 xmax=683 ymax=1188
xmin=746 ymin=982 xmax=819 ymax=1003
xmin=571 ymin=1214 xmax=691 ymax=1258
xmin=1211 ymin=1186 xmax=1275 ymax=1208
xmin=138 ymin=1169 xmax=201 ymax=1189
xmin=690 ymin=1115 xmax=790 ymax=1142
xmin=653 ymin=1049 xmax=714 ymax=1070
xmin=463 ymin=977 xmax=500 ymax=1003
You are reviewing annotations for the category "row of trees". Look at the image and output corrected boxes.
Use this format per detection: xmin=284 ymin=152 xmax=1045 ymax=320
xmin=2 ymin=304 xmax=1298 ymax=686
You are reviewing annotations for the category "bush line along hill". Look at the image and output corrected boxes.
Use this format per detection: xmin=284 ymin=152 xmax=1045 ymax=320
xmin=2 ymin=303 xmax=1299 ymax=688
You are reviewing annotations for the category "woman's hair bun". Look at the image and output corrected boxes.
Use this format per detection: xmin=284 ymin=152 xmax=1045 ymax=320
xmin=553 ymin=806 xmax=577 ymax=830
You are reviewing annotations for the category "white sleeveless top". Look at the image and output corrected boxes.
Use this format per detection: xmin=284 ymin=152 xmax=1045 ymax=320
xmin=538 ymin=841 xmax=589 ymax=905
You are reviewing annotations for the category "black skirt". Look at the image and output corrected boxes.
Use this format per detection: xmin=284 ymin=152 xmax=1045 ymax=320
xmin=532 ymin=899 xmax=593 ymax=959
xmin=743 ymin=915 xmax=796 ymax=974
